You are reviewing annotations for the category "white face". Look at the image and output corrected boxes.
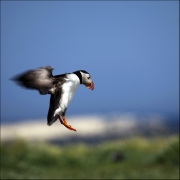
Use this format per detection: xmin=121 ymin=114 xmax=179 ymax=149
xmin=80 ymin=71 xmax=94 ymax=90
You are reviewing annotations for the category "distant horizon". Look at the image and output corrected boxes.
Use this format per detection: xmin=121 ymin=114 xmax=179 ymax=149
xmin=1 ymin=110 xmax=179 ymax=125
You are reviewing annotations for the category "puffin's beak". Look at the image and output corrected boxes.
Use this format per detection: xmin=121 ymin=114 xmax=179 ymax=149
xmin=86 ymin=81 xmax=94 ymax=90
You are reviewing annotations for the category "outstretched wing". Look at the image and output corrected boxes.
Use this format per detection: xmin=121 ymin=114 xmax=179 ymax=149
xmin=11 ymin=66 xmax=54 ymax=93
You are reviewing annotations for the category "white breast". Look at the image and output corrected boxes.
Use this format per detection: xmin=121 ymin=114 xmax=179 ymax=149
xmin=54 ymin=74 xmax=80 ymax=116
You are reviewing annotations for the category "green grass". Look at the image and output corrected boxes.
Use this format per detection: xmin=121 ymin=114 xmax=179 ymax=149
xmin=1 ymin=135 xmax=179 ymax=179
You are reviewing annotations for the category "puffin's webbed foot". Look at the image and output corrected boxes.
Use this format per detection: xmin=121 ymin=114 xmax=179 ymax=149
xmin=58 ymin=116 xmax=77 ymax=132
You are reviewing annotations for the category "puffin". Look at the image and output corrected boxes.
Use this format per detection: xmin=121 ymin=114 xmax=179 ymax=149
xmin=12 ymin=66 xmax=94 ymax=132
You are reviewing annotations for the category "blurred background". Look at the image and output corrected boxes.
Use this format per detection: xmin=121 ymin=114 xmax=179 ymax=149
xmin=1 ymin=1 xmax=179 ymax=179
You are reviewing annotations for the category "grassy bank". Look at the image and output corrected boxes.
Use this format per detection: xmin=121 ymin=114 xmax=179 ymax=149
xmin=1 ymin=135 xmax=179 ymax=179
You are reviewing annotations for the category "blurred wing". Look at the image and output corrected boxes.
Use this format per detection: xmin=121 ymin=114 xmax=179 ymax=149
xmin=11 ymin=66 xmax=54 ymax=91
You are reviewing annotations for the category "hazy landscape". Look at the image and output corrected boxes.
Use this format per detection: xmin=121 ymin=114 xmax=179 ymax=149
xmin=1 ymin=114 xmax=179 ymax=145
xmin=1 ymin=114 xmax=179 ymax=179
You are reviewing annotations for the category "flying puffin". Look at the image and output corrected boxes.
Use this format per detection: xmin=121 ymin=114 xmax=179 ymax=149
xmin=12 ymin=66 xmax=94 ymax=132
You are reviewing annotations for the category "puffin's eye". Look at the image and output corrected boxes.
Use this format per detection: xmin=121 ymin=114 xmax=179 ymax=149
xmin=87 ymin=76 xmax=90 ymax=79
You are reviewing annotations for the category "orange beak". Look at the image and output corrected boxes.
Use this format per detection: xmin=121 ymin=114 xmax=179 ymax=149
xmin=86 ymin=81 xmax=94 ymax=90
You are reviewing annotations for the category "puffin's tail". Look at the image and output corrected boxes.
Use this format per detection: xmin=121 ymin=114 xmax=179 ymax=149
xmin=47 ymin=114 xmax=59 ymax=126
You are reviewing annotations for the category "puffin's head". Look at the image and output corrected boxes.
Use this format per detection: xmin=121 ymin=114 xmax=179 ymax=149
xmin=73 ymin=70 xmax=94 ymax=90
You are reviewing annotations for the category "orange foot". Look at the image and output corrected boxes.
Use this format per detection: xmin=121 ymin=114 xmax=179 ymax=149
xmin=58 ymin=116 xmax=77 ymax=132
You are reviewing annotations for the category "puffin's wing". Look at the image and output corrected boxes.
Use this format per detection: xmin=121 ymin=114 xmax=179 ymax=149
xmin=47 ymin=89 xmax=61 ymax=126
xmin=11 ymin=66 xmax=54 ymax=91
xmin=47 ymin=78 xmax=67 ymax=126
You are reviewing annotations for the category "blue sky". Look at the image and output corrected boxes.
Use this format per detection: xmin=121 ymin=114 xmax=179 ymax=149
xmin=1 ymin=1 xmax=179 ymax=123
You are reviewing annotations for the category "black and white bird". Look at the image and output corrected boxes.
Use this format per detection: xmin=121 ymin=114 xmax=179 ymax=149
xmin=12 ymin=66 xmax=94 ymax=132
